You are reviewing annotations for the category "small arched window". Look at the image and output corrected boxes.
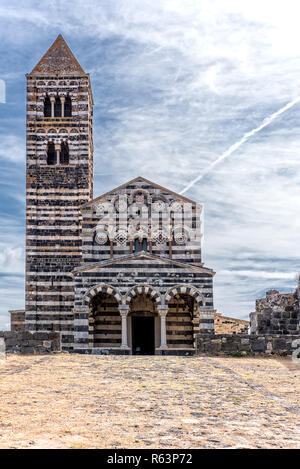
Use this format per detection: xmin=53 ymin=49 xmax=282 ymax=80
xmin=54 ymin=96 xmax=61 ymax=117
xmin=134 ymin=238 xmax=147 ymax=253
xmin=64 ymin=95 xmax=72 ymax=117
xmin=47 ymin=142 xmax=56 ymax=165
xmin=60 ymin=142 xmax=69 ymax=165
xmin=44 ymin=95 xmax=51 ymax=117
xmin=134 ymin=238 xmax=141 ymax=253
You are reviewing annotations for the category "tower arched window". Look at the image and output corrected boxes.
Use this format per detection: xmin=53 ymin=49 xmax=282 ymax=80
xmin=47 ymin=142 xmax=56 ymax=165
xmin=44 ymin=95 xmax=51 ymax=117
xmin=64 ymin=95 xmax=72 ymax=117
xmin=60 ymin=142 xmax=69 ymax=165
xmin=54 ymin=96 xmax=61 ymax=117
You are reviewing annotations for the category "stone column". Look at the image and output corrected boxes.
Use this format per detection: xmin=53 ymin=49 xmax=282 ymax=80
xmin=60 ymin=97 xmax=65 ymax=118
xmin=168 ymin=239 xmax=172 ymax=259
xmin=119 ymin=305 xmax=130 ymax=349
xmin=50 ymin=96 xmax=55 ymax=118
xmin=73 ymin=306 xmax=90 ymax=352
xmin=55 ymin=144 xmax=61 ymax=165
xmin=158 ymin=307 xmax=168 ymax=350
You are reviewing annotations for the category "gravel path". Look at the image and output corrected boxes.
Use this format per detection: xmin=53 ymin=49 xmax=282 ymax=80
xmin=0 ymin=354 xmax=299 ymax=448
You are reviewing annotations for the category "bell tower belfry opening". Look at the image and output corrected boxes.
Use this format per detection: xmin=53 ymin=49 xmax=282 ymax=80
xmin=25 ymin=35 xmax=94 ymax=350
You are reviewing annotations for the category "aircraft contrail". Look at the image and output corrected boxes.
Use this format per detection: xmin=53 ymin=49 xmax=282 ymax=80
xmin=180 ymin=96 xmax=300 ymax=195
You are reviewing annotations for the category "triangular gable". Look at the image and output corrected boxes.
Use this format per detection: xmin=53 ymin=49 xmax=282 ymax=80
xmin=30 ymin=34 xmax=86 ymax=76
xmin=73 ymin=252 xmax=215 ymax=275
xmin=81 ymin=176 xmax=197 ymax=209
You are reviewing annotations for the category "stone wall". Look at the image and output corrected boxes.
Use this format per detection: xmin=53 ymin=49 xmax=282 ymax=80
xmin=250 ymin=288 xmax=300 ymax=335
xmin=0 ymin=331 xmax=61 ymax=354
xmin=196 ymin=333 xmax=300 ymax=356
xmin=214 ymin=313 xmax=249 ymax=334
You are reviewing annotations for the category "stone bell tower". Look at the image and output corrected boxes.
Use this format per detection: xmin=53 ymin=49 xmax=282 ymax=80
xmin=25 ymin=35 xmax=93 ymax=350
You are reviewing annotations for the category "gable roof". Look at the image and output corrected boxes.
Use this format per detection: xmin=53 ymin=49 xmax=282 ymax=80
xmin=72 ymin=251 xmax=215 ymax=275
xmin=29 ymin=34 xmax=86 ymax=76
xmin=82 ymin=176 xmax=197 ymax=209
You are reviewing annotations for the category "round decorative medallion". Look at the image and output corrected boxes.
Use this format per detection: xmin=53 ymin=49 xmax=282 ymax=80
xmin=152 ymin=200 xmax=166 ymax=212
xmin=95 ymin=230 xmax=108 ymax=245
xmin=94 ymin=203 xmax=106 ymax=215
xmin=171 ymin=201 xmax=183 ymax=213
xmin=135 ymin=194 xmax=144 ymax=203
xmin=114 ymin=197 xmax=127 ymax=212
xmin=174 ymin=228 xmax=188 ymax=245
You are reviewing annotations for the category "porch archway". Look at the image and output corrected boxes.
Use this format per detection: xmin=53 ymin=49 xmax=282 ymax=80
xmin=88 ymin=292 xmax=121 ymax=348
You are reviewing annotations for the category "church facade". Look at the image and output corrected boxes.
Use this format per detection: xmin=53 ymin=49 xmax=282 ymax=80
xmin=22 ymin=35 xmax=215 ymax=354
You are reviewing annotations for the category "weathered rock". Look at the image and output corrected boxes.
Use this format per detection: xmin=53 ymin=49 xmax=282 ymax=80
xmin=250 ymin=283 xmax=300 ymax=335
xmin=0 ymin=331 xmax=60 ymax=354
xmin=196 ymin=333 xmax=300 ymax=356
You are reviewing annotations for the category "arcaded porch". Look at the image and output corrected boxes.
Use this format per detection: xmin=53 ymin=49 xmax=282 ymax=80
xmin=73 ymin=283 xmax=214 ymax=355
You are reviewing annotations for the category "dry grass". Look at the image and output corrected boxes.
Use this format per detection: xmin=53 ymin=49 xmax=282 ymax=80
xmin=0 ymin=354 xmax=299 ymax=449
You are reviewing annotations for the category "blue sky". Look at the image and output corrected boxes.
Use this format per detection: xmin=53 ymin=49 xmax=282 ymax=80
xmin=0 ymin=0 xmax=299 ymax=329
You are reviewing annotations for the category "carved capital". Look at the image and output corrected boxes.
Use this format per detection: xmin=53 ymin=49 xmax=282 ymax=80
xmin=119 ymin=305 xmax=130 ymax=317
xmin=158 ymin=307 xmax=168 ymax=317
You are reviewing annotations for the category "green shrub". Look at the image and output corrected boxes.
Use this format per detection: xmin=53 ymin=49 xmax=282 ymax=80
xmin=229 ymin=350 xmax=244 ymax=357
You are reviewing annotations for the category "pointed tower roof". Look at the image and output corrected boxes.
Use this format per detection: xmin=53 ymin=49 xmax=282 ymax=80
xmin=30 ymin=34 xmax=86 ymax=76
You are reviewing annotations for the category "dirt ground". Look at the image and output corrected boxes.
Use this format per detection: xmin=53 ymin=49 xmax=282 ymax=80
xmin=0 ymin=354 xmax=299 ymax=449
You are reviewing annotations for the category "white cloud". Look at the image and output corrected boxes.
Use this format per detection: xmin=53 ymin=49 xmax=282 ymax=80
xmin=0 ymin=135 xmax=25 ymax=163
xmin=0 ymin=247 xmax=24 ymax=274
xmin=0 ymin=0 xmax=299 ymax=322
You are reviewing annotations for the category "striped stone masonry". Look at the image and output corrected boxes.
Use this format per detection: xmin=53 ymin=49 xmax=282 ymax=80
xmin=199 ymin=311 xmax=216 ymax=334
xmin=25 ymin=35 xmax=94 ymax=351
xmin=72 ymin=252 xmax=215 ymax=353
xmin=81 ymin=177 xmax=203 ymax=265
xmin=74 ymin=306 xmax=90 ymax=351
